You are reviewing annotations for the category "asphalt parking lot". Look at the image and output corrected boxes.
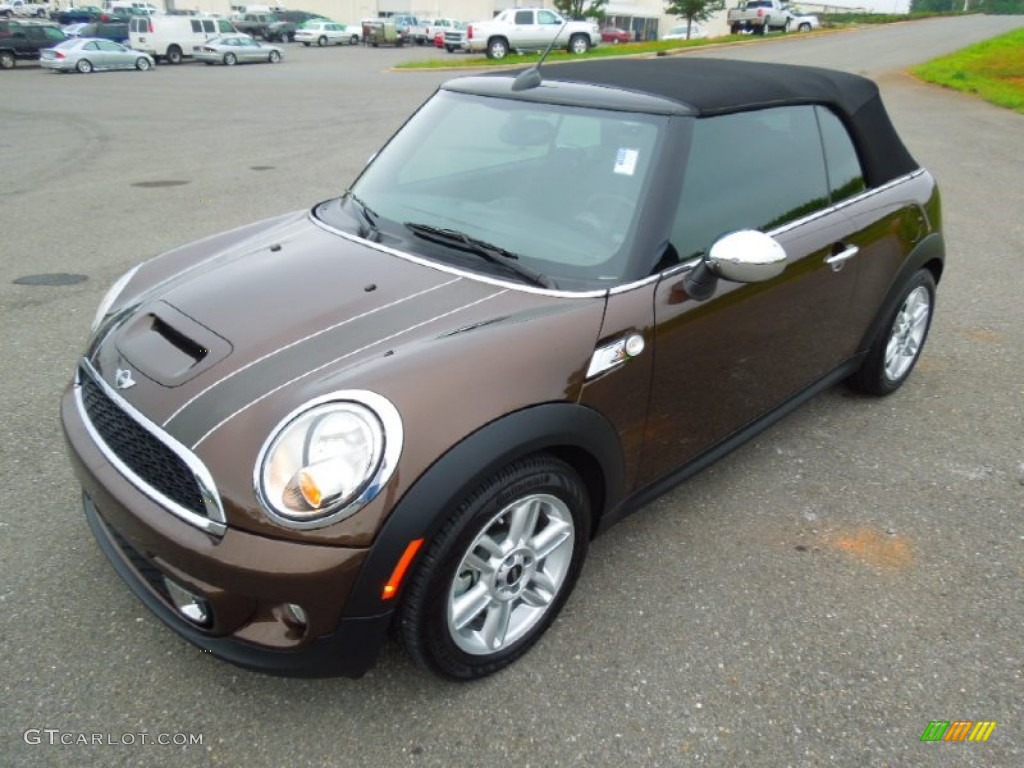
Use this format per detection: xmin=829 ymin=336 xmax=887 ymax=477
xmin=2 ymin=16 xmax=1023 ymax=767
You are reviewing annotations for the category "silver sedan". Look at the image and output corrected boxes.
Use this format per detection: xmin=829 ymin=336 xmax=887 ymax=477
xmin=40 ymin=38 xmax=154 ymax=74
xmin=194 ymin=36 xmax=284 ymax=66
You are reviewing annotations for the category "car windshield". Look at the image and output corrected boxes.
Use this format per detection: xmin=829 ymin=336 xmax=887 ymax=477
xmin=324 ymin=90 xmax=667 ymax=290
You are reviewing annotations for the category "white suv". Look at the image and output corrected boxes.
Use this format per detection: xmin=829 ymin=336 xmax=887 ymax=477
xmin=295 ymin=21 xmax=359 ymax=47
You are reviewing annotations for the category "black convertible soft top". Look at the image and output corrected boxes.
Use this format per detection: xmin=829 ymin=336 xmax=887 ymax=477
xmin=458 ymin=58 xmax=919 ymax=188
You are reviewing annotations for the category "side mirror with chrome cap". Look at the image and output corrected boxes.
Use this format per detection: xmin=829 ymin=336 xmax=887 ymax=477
xmin=683 ymin=230 xmax=788 ymax=301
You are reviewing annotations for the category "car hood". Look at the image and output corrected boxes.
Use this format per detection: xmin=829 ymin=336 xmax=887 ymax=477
xmin=88 ymin=212 xmax=602 ymax=451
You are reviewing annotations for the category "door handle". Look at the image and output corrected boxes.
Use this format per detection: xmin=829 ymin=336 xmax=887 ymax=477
xmin=825 ymin=244 xmax=859 ymax=272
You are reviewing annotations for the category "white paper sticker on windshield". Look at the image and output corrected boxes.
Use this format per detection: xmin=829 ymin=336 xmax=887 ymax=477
xmin=614 ymin=148 xmax=639 ymax=176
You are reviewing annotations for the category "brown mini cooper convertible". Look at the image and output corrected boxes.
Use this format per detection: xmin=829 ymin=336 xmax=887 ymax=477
xmin=62 ymin=59 xmax=943 ymax=680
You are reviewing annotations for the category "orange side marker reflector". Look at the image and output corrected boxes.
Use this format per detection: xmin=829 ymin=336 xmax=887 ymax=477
xmin=381 ymin=539 xmax=424 ymax=600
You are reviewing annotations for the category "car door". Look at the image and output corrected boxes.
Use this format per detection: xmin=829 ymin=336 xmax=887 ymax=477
xmin=536 ymin=9 xmax=563 ymax=48
xmin=511 ymin=9 xmax=539 ymax=48
xmin=94 ymin=38 xmax=123 ymax=68
xmin=636 ymin=105 xmax=867 ymax=486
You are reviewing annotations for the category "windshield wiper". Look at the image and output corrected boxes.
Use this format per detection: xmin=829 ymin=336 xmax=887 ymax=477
xmin=344 ymin=190 xmax=380 ymax=242
xmin=404 ymin=222 xmax=555 ymax=289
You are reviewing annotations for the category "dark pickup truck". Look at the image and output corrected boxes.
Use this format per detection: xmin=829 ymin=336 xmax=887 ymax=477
xmin=0 ymin=17 xmax=66 ymax=68
xmin=231 ymin=13 xmax=295 ymax=43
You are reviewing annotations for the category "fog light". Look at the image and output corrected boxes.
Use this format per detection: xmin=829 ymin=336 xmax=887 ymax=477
xmin=163 ymin=577 xmax=211 ymax=627
xmin=283 ymin=603 xmax=307 ymax=627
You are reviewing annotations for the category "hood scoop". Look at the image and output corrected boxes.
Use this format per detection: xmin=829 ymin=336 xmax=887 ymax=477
xmin=115 ymin=301 xmax=232 ymax=387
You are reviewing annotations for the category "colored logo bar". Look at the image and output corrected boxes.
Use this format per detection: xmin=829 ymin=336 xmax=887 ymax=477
xmin=920 ymin=721 xmax=997 ymax=742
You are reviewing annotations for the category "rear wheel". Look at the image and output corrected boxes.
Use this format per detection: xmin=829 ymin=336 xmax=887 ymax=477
xmin=848 ymin=269 xmax=936 ymax=396
xmin=317 ymin=35 xmax=327 ymax=47
xmin=0 ymin=51 xmax=15 ymax=70
xmin=76 ymin=58 xmax=93 ymax=73
xmin=302 ymin=41 xmax=310 ymax=47
xmin=568 ymin=34 xmax=590 ymax=55
xmin=799 ymin=22 xmax=811 ymax=32
xmin=166 ymin=44 xmax=182 ymax=64
xmin=399 ymin=454 xmax=590 ymax=680
xmin=486 ymin=37 xmax=508 ymax=60
xmin=135 ymin=56 xmax=150 ymax=71
xmin=268 ymin=50 xmax=281 ymax=63
xmin=445 ymin=44 xmax=454 ymax=53
xmin=350 ymin=34 xmax=359 ymax=45
xmin=223 ymin=52 xmax=237 ymax=66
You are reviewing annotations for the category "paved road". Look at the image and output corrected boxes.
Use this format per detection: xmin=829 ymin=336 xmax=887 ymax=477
xmin=2 ymin=16 xmax=1023 ymax=767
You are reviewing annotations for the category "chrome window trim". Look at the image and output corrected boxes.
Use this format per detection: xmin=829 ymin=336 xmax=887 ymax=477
xmin=75 ymin=359 xmax=227 ymax=537
xmin=308 ymin=214 xmax=610 ymax=300
xmin=614 ymin=169 xmax=928 ymax=291
xmin=252 ymin=390 xmax=404 ymax=531
xmin=310 ymin=169 xmax=924 ymax=300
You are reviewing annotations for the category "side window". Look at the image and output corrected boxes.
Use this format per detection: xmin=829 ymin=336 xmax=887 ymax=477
xmin=202 ymin=20 xmax=215 ymax=33
xmin=538 ymin=11 xmax=560 ymax=25
xmin=44 ymin=27 xmax=65 ymax=41
xmin=816 ymin=106 xmax=866 ymax=202
xmin=514 ymin=11 xmax=533 ymax=24
xmin=671 ymin=106 xmax=829 ymax=261
xmin=97 ymin=39 xmax=120 ymax=51
xmin=218 ymin=20 xmax=234 ymax=33
xmin=191 ymin=20 xmax=201 ymax=32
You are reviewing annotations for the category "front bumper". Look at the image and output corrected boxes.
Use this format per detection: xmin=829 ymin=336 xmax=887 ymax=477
xmin=62 ymin=384 xmax=392 ymax=678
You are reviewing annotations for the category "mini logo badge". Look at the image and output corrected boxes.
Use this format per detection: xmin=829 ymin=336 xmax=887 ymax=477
xmin=115 ymin=368 xmax=136 ymax=390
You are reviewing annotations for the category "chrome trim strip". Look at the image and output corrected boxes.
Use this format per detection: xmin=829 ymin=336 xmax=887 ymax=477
xmin=252 ymin=390 xmax=404 ymax=531
xmin=75 ymin=359 xmax=227 ymax=537
xmin=162 ymin=276 xmax=462 ymax=427
xmin=191 ymin=290 xmax=508 ymax=449
xmin=308 ymin=169 xmax=926 ymax=299
xmin=308 ymin=213 xmax=610 ymax=300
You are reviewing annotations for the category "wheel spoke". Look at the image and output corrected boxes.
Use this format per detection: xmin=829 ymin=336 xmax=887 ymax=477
xmin=463 ymin=551 xmax=495 ymax=577
xmin=520 ymin=570 xmax=557 ymax=607
xmin=451 ymin=582 xmax=492 ymax=631
xmin=507 ymin=497 xmax=541 ymax=547
xmin=530 ymin=519 xmax=572 ymax=560
xmin=480 ymin=600 xmax=513 ymax=650
xmin=475 ymin=533 xmax=506 ymax=559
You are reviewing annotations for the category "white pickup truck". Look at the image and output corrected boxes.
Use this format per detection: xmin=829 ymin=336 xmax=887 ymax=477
xmin=461 ymin=7 xmax=600 ymax=60
xmin=727 ymin=0 xmax=789 ymax=35
xmin=0 ymin=0 xmax=51 ymax=18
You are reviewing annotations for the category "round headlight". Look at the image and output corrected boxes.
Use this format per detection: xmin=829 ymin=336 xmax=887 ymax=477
xmin=256 ymin=393 xmax=402 ymax=529
xmin=91 ymin=265 xmax=140 ymax=334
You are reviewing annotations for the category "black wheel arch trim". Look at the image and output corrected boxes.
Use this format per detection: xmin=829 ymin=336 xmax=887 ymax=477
xmin=342 ymin=402 xmax=624 ymax=617
xmin=856 ymin=231 xmax=944 ymax=353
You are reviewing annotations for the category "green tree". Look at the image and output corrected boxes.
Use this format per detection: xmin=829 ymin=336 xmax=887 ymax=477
xmin=665 ymin=0 xmax=716 ymax=38
xmin=553 ymin=0 xmax=609 ymax=21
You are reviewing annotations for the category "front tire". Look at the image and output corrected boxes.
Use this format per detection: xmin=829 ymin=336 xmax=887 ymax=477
xmin=568 ymin=34 xmax=590 ymax=55
xmin=317 ymin=35 xmax=327 ymax=47
xmin=849 ymin=269 xmax=936 ymax=396
xmin=135 ymin=57 xmax=151 ymax=71
xmin=268 ymin=49 xmax=281 ymax=63
xmin=0 ymin=50 xmax=15 ymax=70
xmin=399 ymin=454 xmax=590 ymax=680
xmin=223 ymin=52 xmax=237 ymax=66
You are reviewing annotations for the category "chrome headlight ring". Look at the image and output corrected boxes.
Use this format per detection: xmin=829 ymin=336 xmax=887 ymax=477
xmin=254 ymin=391 xmax=403 ymax=530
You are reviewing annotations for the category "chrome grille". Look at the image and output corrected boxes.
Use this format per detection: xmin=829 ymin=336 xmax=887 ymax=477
xmin=75 ymin=360 xmax=227 ymax=536
xmin=81 ymin=373 xmax=207 ymax=515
